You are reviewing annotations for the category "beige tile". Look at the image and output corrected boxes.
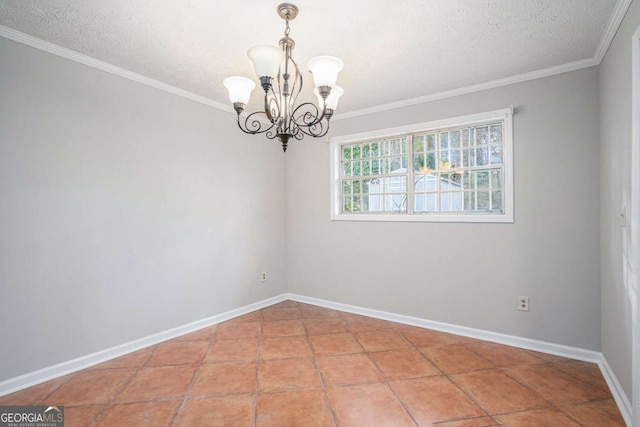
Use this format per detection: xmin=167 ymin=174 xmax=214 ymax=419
xmin=395 ymin=325 xmax=461 ymax=347
xmin=316 ymin=354 xmax=382 ymax=386
xmin=0 ymin=375 xmax=71 ymax=405
xmin=300 ymin=307 xmax=342 ymax=319
xmin=87 ymin=347 xmax=155 ymax=370
xmin=467 ymin=342 xmax=546 ymax=367
xmin=145 ymin=341 xmax=208 ymax=367
xmin=203 ymin=337 xmax=259 ymax=363
xmin=256 ymin=389 xmax=334 ymax=427
xmin=343 ymin=315 xmax=391 ymax=332
xmin=114 ymin=366 xmax=196 ymax=403
xmin=304 ymin=318 xmax=349 ymax=335
xmin=369 ymin=349 xmax=440 ymax=380
xmin=261 ymin=335 xmax=312 ymax=359
xmin=173 ymin=395 xmax=255 ymax=426
xmin=228 ymin=310 xmax=263 ymax=323
xmin=262 ymin=308 xmax=301 ymax=321
xmin=420 ymin=345 xmax=495 ymax=374
xmin=560 ymin=399 xmax=626 ymax=427
xmin=554 ymin=360 xmax=610 ymax=391
xmin=45 ymin=369 xmax=136 ymax=406
xmin=494 ymin=408 xmax=582 ymax=426
xmin=390 ymin=376 xmax=485 ymax=424
xmin=505 ymin=364 xmax=609 ymax=405
xmin=435 ymin=417 xmax=499 ymax=427
xmin=258 ymin=358 xmax=322 ymax=392
xmin=327 ymin=383 xmax=416 ymax=427
xmin=309 ymin=333 xmax=364 ymax=356
xmin=450 ymin=370 xmax=548 ymax=415
xmin=356 ymin=329 xmax=411 ymax=352
xmin=60 ymin=405 xmax=104 ymax=427
xmin=216 ymin=321 xmax=261 ymax=339
xmin=262 ymin=319 xmax=306 ymax=337
xmin=93 ymin=401 xmax=180 ymax=427
xmin=189 ymin=362 xmax=257 ymax=397
xmin=172 ymin=325 xmax=217 ymax=342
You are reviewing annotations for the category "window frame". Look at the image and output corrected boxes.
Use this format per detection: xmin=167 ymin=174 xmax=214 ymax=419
xmin=329 ymin=108 xmax=514 ymax=223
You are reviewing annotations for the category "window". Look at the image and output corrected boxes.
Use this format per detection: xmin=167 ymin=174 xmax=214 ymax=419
xmin=330 ymin=108 xmax=513 ymax=222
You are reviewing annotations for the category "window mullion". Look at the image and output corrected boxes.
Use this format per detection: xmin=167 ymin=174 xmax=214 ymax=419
xmin=407 ymin=135 xmax=414 ymax=214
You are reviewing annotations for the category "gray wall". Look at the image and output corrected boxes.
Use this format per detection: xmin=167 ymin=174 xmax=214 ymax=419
xmin=287 ymin=67 xmax=601 ymax=351
xmin=0 ymin=38 xmax=287 ymax=381
xmin=599 ymin=0 xmax=640 ymax=402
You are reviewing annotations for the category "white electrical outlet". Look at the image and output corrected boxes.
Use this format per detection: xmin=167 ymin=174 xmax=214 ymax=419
xmin=261 ymin=271 xmax=267 ymax=282
xmin=518 ymin=296 xmax=530 ymax=312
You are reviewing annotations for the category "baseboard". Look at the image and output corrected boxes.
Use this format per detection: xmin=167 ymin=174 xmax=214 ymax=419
xmin=598 ymin=354 xmax=633 ymax=426
xmin=0 ymin=294 xmax=287 ymax=397
xmin=288 ymin=293 xmax=633 ymax=425
xmin=287 ymin=293 xmax=602 ymax=362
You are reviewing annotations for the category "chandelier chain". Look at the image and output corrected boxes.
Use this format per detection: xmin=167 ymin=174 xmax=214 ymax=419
xmin=284 ymin=16 xmax=291 ymax=37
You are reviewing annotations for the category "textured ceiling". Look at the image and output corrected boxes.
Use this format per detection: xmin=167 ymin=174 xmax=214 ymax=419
xmin=0 ymin=0 xmax=618 ymax=114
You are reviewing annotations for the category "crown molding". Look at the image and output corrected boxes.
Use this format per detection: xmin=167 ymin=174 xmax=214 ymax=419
xmin=332 ymin=0 xmax=632 ymax=121
xmin=0 ymin=25 xmax=233 ymax=114
xmin=332 ymin=57 xmax=598 ymax=121
xmin=594 ymin=0 xmax=633 ymax=63
xmin=0 ymin=0 xmax=632 ymax=120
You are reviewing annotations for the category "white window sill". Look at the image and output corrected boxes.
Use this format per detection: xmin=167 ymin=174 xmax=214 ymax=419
xmin=330 ymin=212 xmax=514 ymax=223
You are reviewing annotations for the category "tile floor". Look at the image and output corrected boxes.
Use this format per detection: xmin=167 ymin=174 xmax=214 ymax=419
xmin=0 ymin=300 xmax=626 ymax=426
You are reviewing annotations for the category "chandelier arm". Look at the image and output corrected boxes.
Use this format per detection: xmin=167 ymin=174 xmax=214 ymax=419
xmin=290 ymin=104 xmax=330 ymax=138
xmin=287 ymin=54 xmax=303 ymax=113
xmin=291 ymin=101 xmax=328 ymax=129
xmin=264 ymin=88 xmax=282 ymax=124
xmin=236 ymin=111 xmax=277 ymax=136
xmin=295 ymin=121 xmax=329 ymax=138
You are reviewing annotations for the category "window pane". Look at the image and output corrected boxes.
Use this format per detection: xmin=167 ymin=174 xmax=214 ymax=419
xmin=476 ymin=171 xmax=490 ymax=188
xmin=342 ymin=196 xmax=352 ymax=212
xmin=476 ymin=147 xmax=489 ymax=166
xmin=342 ymin=146 xmax=352 ymax=160
xmin=490 ymin=146 xmax=503 ymax=165
xmin=342 ymin=180 xmax=352 ymax=195
xmin=477 ymin=126 xmax=489 ymax=145
xmin=440 ymin=132 xmax=450 ymax=150
xmin=451 ymin=131 xmax=461 ymax=148
xmin=491 ymin=170 xmax=502 ymax=189
xmin=413 ymin=136 xmax=425 ymax=153
xmin=364 ymin=179 xmax=381 ymax=194
xmin=464 ymin=191 xmax=476 ymax=211
xmin=362 ymin=160 xmax=371 ymax=176
xmin=426 ymin=134 xmax=436 ymax=151
xmin=462 ymin=129 xmax=470 ymax=147
xmin=450 ymin=150 xmax=462 ymax=168
xmin=490 ymin=124 xmax=502 ymax=144
xmin=385 ymin=194 xmax=407 ymax=212
xmin=362 ymin=144 xmax=371 ymax=158
xmin=491 ymin=190 xmax=502 ymax=211
xmin=370 ymin=142 xmax=380 ymax=157
xmin=414 ymin=193 xmax=437 ymax=212
xmin=352 ymin=161 xmax=361 ymax=176
xmin=388 ymin=157 xmax=403 ymax=173
xmin=477 ymin=191 xmax=490 ymax=210
xmin=463 ymin=149 xmax=472 ymax=167
xmin=342 ymin=161 xmax=352 ymax=176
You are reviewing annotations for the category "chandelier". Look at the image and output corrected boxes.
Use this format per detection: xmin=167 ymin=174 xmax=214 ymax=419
xmin=223 ymin=3 xmax=344 ymax=152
